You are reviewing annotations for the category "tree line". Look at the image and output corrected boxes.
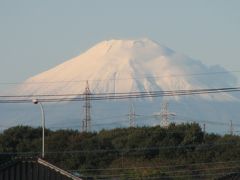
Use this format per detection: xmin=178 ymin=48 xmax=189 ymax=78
xmin=0 ymin=123 xmax=240 ymax=179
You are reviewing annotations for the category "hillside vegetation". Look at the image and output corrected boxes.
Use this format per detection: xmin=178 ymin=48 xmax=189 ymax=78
xmin=0 ymin=123 xmax=240 ymax=179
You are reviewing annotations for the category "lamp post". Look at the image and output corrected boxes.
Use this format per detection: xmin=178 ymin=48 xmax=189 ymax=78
xmin=32 ymin=99 xmax=45 ymax=158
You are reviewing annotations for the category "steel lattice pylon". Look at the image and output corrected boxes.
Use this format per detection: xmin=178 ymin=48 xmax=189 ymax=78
xmin=82 ymin=81 xmax=91 ymax=132
xmin=160 ymin=101 xmax=176 ymax=128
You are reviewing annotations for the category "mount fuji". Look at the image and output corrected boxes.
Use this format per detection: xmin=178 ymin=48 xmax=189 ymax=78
xmin=17 ymin=38 xmax=237 ymax=100
xmin=2 ymin=38 xmax=240 ymax=133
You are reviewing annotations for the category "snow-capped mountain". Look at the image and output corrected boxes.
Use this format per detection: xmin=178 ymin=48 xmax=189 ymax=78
xmin=16 ymin=38 xmax=237 ymax=101
xmin=2 ymin=38 xmax=239 ymax=133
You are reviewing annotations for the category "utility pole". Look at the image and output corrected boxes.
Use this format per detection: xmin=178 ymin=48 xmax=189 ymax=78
xmin=82 ymin=81 xmax=91 ymax=132
xmin=32 ymin=99 xmax=45 ymax=158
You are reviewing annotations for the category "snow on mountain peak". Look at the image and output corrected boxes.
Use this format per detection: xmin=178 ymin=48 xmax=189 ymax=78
xmin=16 ymin=38 xmax=237 ymax=101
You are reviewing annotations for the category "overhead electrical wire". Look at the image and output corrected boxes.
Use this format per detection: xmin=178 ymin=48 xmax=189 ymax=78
xmin=0 ymin=87 xmax=240 ymax=103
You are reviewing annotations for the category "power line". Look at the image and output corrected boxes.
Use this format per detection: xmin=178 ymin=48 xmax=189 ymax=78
xmin=0 ymin=87 xmax=240 ymax=103
xmin=1 ymin=86 xmax=240 ymax=97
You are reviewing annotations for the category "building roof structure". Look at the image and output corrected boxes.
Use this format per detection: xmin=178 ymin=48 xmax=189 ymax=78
xmin=0 ymin=157 xmax=83 ymax=180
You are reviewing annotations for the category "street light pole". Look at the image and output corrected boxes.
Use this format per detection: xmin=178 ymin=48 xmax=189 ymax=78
xmin=32 ymin=99 xmax=45 ymax=158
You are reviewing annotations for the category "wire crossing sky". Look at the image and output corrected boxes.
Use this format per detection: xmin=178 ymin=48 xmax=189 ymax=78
xmin=0 ymin=87 xmax=240 ymax=103
xmin=0 ymin=0 xmax=240 ymax=84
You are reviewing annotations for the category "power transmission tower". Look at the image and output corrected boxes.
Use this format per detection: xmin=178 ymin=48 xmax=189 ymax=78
xmin=229 ymin=120 xmax=234 ymax=135
xmin=128 ymin=103 xmax=136 ymax=127
xmin=82 ymin=81 xmax=91 ymax=132
xmin=159 ymin=101 xmax=176 ymax=128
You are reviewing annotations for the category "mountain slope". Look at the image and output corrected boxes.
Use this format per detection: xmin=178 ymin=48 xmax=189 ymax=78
xmin=16 ymin=38 xmax=237 ymax=102
xmin=1 ymin=38 xmax=239 ymax=132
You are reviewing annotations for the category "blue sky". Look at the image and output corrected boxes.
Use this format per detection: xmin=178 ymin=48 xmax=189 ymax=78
xmin=0 ymin=0 xmax=240 ymax=84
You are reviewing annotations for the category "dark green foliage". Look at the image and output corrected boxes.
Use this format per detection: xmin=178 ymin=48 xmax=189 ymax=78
xmin=0 ymin=123 xmax=239 ymax=179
